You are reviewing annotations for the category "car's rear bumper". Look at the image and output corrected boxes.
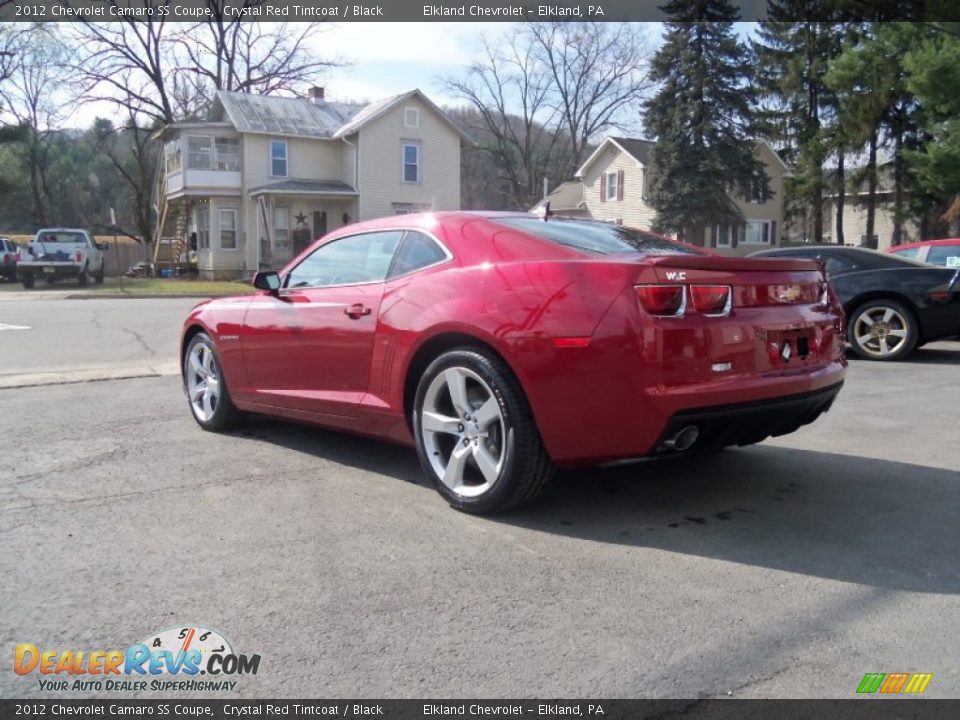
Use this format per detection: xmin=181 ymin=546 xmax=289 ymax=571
xmin=653 ymin=381 xmax=843 ymax=453
xmin=19 ymin=264 xmax=81 ymax=278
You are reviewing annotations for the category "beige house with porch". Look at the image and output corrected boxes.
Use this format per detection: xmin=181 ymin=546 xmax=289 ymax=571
xmin=533 ymin=136 xmax=791 ymax=256
xmin=155 ymin=87 xmax=471 ymax=279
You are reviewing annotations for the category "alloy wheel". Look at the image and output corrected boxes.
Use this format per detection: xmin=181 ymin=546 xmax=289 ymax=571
xmin=420 ymin=366 xmax=506 ymax=498
xmin=186 ymin=340 xmax=221 ymax=422
xmin=853 ymin=306 xmax=910 ymax=358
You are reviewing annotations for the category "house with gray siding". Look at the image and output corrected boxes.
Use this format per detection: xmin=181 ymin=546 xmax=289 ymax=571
xmin=156 ymin=87 xmax=472 ymax=279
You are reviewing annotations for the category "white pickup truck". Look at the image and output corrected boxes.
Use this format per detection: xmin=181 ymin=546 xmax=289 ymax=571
xmin=17 ymin=228 xmax=107 ymax=288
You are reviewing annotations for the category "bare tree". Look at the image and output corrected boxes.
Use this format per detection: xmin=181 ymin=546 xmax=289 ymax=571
xmin=527 ymin=22 xmax=652 ymax=171
xmin=0 ymin=26 xmax=68 ymax=226
xmin=176 ymin=6 xmax=343 ymax=106
xmin=73 ymin=9 xmax=177 ymax=125
xmin=443 ymin=23 xmax=651 ymax=208
xmin=442 ymin=31 xmax=570 ymax=209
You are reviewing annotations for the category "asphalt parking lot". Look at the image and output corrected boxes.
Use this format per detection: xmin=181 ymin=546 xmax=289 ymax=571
xmin=1 ymin=293 xmax=958 ymax=699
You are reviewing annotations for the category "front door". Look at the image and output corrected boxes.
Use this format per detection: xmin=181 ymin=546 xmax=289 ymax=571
xmin=239 ymin=230 xmax=404 ymax=418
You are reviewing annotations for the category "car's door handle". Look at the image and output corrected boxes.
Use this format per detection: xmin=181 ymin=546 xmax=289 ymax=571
xmin=344 ymin=303 xmax=372 ymax=319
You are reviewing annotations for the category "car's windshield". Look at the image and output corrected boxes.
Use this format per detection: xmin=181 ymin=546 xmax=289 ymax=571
xmin=493 ymin=217 xmax=704 ymax=256
xmin=37 ymin=231 xmax=86 ymax=244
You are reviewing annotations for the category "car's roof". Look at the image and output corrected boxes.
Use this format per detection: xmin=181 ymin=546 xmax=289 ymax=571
xmin=753 ymin=244 xmax=929 ymax=269
xmin=888 ymin=238 xmax=960 ymax=250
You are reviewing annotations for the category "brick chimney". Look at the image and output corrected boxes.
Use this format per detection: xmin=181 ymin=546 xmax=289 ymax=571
xmin=307 ymin=87 xmax=325 ymax=104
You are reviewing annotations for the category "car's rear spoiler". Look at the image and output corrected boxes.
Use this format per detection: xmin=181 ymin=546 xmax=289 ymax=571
xmin=647 ymin=255 xmax=823 ymax=273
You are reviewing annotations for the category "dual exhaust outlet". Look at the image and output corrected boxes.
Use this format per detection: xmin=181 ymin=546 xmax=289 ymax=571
xmin=661 ymin=425 xmax=699 ymax=452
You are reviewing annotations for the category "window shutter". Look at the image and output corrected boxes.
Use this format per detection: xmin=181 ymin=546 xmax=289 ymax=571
xmin=770 ymin=220 xmax=777 ymax=245
xmin=732 ymin=225 xmax=741 ymax=248
xmin=600 ymin=174 xmax=606 ymax=203
xmin=617 ymin=170 xmax=624 ymax=201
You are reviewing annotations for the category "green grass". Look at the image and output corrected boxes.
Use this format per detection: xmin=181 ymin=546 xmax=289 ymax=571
xmin=86 ymin=277 xmax=256 ymax=296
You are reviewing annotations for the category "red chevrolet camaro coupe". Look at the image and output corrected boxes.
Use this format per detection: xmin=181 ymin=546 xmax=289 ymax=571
xmin=181 ymin=213 xmax=847 ymax=513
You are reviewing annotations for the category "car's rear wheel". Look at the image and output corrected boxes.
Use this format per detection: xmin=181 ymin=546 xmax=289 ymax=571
xmin=184 ymin=332 xmax=244 ymax=431
xmin=77 ymin=265 xmax=90 ymax=287
xmin=94 ymin=267 xmax=104 ymax=284
xmin=21 ymin=272 xmax=34 ymax=289
xmin=847 ymin=299 xmax=918 ymax=361
xmin=413 ymin=348 xmax=554 ymax=514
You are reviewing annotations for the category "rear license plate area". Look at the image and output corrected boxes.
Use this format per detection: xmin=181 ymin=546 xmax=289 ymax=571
xmin=769 ymin=329 xmax=812 ymax=363
xmin=43 ymin=266 xmax=55 ymax=274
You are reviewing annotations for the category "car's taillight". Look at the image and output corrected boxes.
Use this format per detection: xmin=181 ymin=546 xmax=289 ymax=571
xmin=75 ymin=250 xmax=83 ymax=263
xmin=690 ymin=285 xmax=731 ymax=315
xmin=14 ymin=250 xmax=21 ymax=261
xmin=636 ymin=285 xmax=685 ymax=316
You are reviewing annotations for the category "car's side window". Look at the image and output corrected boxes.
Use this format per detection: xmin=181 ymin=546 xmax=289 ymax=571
xmin=388 ymin=231 xmax=449 ymax=279
xmin=926 ymin=245 xmax=960 ymax=268
xmin=285 ymin=231 xmax=404 ymax=289
xmin=892 ymin=247 xmax=922 ymax=260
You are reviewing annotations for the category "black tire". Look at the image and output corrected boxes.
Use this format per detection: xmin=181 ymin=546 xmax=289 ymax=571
xmin=21 ymin=272 xmax=34 ymax=289
xmin=183 ymin=331 xmax=244 ymax=432
xmin=77 ymin=265 xmax=90 ymax=287
xmin=94 ymin=267 xmax=105 ymax=284
xmin=847 ymin=299 xmax=918 ymax=361
xmin=412 ymin=347 xmax=554 ymax=514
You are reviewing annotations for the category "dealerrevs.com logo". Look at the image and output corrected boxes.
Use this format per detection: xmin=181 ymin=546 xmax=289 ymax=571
xmin=14 ymin=626 xmax=261 ymax=692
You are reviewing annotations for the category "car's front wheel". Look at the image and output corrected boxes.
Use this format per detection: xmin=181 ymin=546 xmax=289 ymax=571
xmin=847 ymin=299 xmax=918 ymax=361
xmin=21 ymin=272 xmax=34 ymax=289
xmin=413 ymin=348 xmax=554 ymax=514
xmin=183 ymin=332 xmax=244 ymax=431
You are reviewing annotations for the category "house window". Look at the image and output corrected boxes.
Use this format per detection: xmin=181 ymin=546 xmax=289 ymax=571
xmin=402 ymin=143 xmax=420 ymax=183
xmin=187 ymin=137 xmax=212 ymax=170
xmin=605 ymin=172 xmax=619 ymax=201
xmin=748 ymin=176 xmax=768 ymax=203
xmin=715 ymin=224 xmax=733 ymax=247
xmin=404 ymin=107 xmax=420 ymax=129
xmin=165 ymin=140 xmax=181 ymax=174
xmin=274 ymin=207 xmax=290 ymax=250
xmin=270 ymin=140 xmax=288 ymax=177
xmin=219 ymin=208 xmax=237 ymax=249
xmin=743 ymin=220 xmax=771 ymax=245
xmin=196 ymin=205 xmax=210 ymax=251
xmin=214 ymin=138 xmax=239 ymax=171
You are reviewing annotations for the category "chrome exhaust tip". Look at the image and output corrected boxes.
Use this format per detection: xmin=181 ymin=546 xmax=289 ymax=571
xmin=662 ymin=425 xmax=699 ymax=452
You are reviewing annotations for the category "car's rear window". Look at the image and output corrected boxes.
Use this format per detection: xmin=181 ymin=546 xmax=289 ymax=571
xmin=493 ymin=218 xmax=703 ymax=256
xmin=37 ymin=231 xmax=86 ymax=244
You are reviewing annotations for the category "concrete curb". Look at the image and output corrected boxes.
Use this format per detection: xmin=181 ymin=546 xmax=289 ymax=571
xmin=0 ymin=362 xmax=181 ymax=389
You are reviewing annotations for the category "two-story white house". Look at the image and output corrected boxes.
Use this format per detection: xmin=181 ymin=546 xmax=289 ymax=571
xmin=533 ymin=136 xmax=791 ymax=256
xmin=156 ymin=87 xmax=472 ymax=279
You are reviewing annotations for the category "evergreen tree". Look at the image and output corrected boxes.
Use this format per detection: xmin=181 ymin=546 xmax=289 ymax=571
xmin=902 ymin=21 xmax=960 ymax=236
xmin=754 ymin=3 xmax=848 ymax=243
xmin=643 ymin=0 xmax=767 ymax=245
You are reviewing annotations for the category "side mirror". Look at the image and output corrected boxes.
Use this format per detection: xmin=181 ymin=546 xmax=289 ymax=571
xmin=97 ymin=243 xmax=109 ymax=251
xmin=253 ymin=270 xmax=282 ymax=293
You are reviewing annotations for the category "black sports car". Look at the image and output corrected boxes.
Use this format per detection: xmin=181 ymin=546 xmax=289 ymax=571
xmin=751 ymin=245 xmax=960 ymax=361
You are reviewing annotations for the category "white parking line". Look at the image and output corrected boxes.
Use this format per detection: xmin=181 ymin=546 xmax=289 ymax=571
xmin=0 ymin=323 xmax=31 ymax=330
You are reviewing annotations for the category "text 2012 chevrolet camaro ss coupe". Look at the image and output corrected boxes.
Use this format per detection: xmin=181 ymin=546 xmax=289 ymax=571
xmin=181 ymin=213 xmax=847 ymax=514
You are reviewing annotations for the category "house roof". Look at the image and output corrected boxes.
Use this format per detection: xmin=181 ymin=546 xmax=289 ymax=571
xmin=248 ymin=179 xmax=358 ymax=196
xmin=207 ymin=88 xmax=474 ymax=144
xmin=576 ymin=137 xmax=654 ymax=177
xmin=530 ymin=180 xmax=586 ymax=213
xmin=576 ymin=136 xmax=793 ymax=178
xmin=212 ymin=91 xmax=365 ymax=139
